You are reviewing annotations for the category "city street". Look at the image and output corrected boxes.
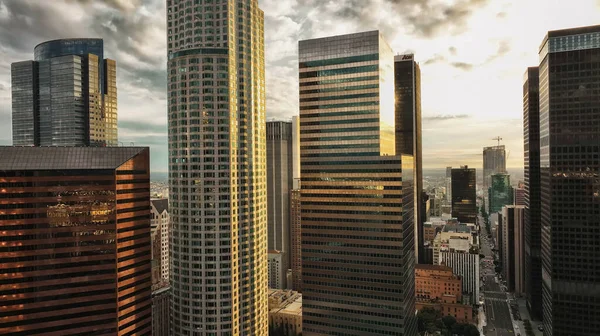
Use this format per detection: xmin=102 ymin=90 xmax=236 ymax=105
xmin=479 ymin=215 xmax=516 ymax=336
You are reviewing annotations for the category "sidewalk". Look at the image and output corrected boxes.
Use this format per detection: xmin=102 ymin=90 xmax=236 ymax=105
xmin=512 ymin=296 xmax=543 ymax=336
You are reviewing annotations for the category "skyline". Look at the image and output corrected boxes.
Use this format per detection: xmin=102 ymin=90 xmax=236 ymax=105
xmin=0 ymin=0 xmax=599 ymax=172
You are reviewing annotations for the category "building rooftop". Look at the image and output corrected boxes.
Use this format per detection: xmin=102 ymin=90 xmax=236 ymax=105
xmin=0 ymin=147 xmax=147 ymax=170
xmin=443 ymin=224 xmax=471 ymax=233
xmin=151 ymin=198 xmax=169 ymax=214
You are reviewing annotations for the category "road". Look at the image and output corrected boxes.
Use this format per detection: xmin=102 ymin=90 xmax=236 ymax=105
xmin=480 ymin=215 xmax=517 ymax=336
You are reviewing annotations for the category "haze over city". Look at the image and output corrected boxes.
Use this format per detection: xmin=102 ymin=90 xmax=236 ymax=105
xmin=1 ymin=0 xmax=598 ymax=172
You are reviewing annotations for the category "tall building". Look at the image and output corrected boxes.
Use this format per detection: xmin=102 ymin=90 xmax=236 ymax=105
xmin=445 ymin=166 xmax=452 ymax=204
xmin=267 ymin=120 xmax=294 ymax=288
xmin=523 ymin=66 xmax=542 ymax=319
xmin=290 ymin=188 xmax=302 ymax=292
xmin=488 ymin=173 xmax=513 ymax=213
xmin=299 ymin=30 xmax=417 ymax=336
xmin=151 ymin=198 xmax=170 ymax=282
xmin=394 ymin=53 xmax=424 ymax=263
xmin=513 ymin=186 xmax=525 ymax=206
xmin=483 ymin=145 xmax=506 ymax=196
xmin=11 ymin=38 xmax=117 ymax=147
xmin=153 ymin=286 xmax=171 ymax=336
xmin=451 ymin=166 xmax=477 ymax=224
xmin=166 ymin=0 xmax=268 ymax=334
xmin=501 ymin=206 xmax=525 ymax=295
xmin=0 ymin=146 xmax=151 ymax=335
xmin=439 ymin=251 xmax=480 ymax=304
xmin=538 ymin=25 xmax=600 ymax=336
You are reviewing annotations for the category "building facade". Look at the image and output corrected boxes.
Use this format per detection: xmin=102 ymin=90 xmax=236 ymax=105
xmin=394 ymin=53 xmax=424 ymax=263
xmin=151 ymin=198 xmax=170 ymax=282
xmin=268 ymin=290 xmax=302 ymax=336
xmin=483 ymin=145 xmax=506 ymax=211
xmin=166 ymin=0 xmax=268 ymax=334
xmin=538 ymin=25 xmax=600 ymax=336
xmin=290 ymin=188 xmax=302 ymax=292
xmin=451 ymin=166 xmax=477 ymax=224
xmin=11 ymin=38 xmax=117 ymax=147
xmin=268 ymin=250 xmax=285 ymax=289
xmin=488 ymin=173 xmax=513 ymax=213
xmin=523 ymin=66 xmax=542 ymax=319
xmin=153 ymin=286 xmax=171 ymax=336
xmin=445 ymin=166 xmax=452 ymax=204
xmin=0 ymin=147 xmax=151 ymax=335
xmin=502 ymin=206 xmax=525 ymax=295
xmin=267 ymin=121 xmax=294 ymax=288
xmin=299 ymin=31 xmax=416 ymax=336
xmin=439 ymin=251 xmax=480 ymax=304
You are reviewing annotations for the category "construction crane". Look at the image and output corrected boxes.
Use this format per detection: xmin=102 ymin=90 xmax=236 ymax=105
xmin=492 ymin=136 xmax=503 ymax=146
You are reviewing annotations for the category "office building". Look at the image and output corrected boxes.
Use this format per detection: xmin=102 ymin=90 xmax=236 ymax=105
xmin=513 ymin=186 xmax=525 ymax=206
xmin=290 ymin=188 xmax=302 ymax=292
xmin=11 ymin=38 xmax=117 ymax=147
xmin=394 ymin=53 xmax=424 ymax=263
xmin=151 ymin=198 xmax=169 ymax=282
xmin=268 ymin=250 xmax=285 ymax=289
xmin=153 ymin=286 xmax=171 ymax=336
xmin=483 ymin=145 xmax=506 ymax=211
xmin=0 ymin=146 xmax=151 ymax=335
xmin=267 ymin=120 xmax=295 ymax=289
xmin=439 ymin=251 xmax=480 ymax=304
xmin=501 ymin=206 xmax=525 ymax=295
xmin=415 ymin=265 xmax=473 ymax=323
xmin=299 ymin=31 xmax=416 ymax=336
xmin=268 ymin=290 xmax=303 ymax=335
xmin=451 ymin=166 xmax=477 ymax=224
xmin=488 ymin=173 xmax=513 ymax=213
xmin=537 ymin=25 xmax=600 ymax=336
xmin=523 ymin=66 xmax=542 ymax=319
xmin=446 ymin=166 xmax=452 ymax=204
xmin=166 ymin=0 xmax=268 ymax=334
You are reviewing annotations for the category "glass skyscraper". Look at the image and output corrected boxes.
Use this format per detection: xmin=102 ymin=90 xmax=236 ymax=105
xmin=483 ymin=145 xmax=506 ymax=211
xmin=299 ymin=30 xmax=416 ymax=336
xmin=451 ymin=166 xmax=477 ymax=224
xmin=488 ymin=173 xmax=513 ymax=214
xmin=166 ymin=0 xmax=267 ymax=335
xmin=11 ymin=38 xmax=117 ymax=147
xmin=537 ymin=25 xmax=600 ymax=336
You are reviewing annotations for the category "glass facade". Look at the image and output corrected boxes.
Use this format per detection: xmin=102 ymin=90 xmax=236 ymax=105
xmin=537 ymin=25 xmax=600 ymax=336
xmin=11 ymin=38 xmax=117 ymax=147
xmin=451 ymin=166 xmax=477 ymax=224
xmin=166 ymin=0 xmax=267 ymax=335
xmin=483 ymin=145 xmax=506 ymax=212
xmin=299 ymin=31 xmax=417 ymax=336
xmin=488 ymin=173 xmax=513 ymax=214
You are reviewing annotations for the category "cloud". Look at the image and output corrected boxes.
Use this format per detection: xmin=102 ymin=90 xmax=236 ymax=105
xmin=424 ymin=54 xmax=446 ymax=65
xmin=424 ymin=114 xmax=470 ymax=121
xmin=450 ymin=61 xmax=475 ymax=71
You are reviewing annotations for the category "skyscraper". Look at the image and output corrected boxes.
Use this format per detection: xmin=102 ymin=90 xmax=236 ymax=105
xmin=151 ymin=198 xmax=170 ymax=282
xmin=0 ymin=146 xmax=151 ymax=335
xmin=483 ymin=145 xmax=506 ymax=211
xmin=451 ymin=166 xmax=477 ymax=224
xmin=538 ymin=25 xmax=600 ymax=336
xmin=266 ymin=120 xmax=294 ymax=288
xmin=166 ymin=0 xmax=267 ymax=334
xmin=299 ymin=30 xmax=417 ymax=336
xmin=446 ymin=166 xmax=452 ymax=204
xmin=394 ymin=53 xmax=424 ymax=263
xmin=11 ymin=38 xmax=117 ymax=147
xmin=523 ymin=66 xmax=542 ymax=319
xmin=501 ymin=205 xmax=525 ymax=295
xmin=488 ymin=173 xmax=513 ymax=213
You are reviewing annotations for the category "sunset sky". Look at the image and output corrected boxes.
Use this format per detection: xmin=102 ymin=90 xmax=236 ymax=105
xmin=0 ymin=0 xmax=599 ymax=172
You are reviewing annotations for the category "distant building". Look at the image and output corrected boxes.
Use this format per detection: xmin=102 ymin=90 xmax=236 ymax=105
xmin=151 ymin=198 xmax=169 ymax=282
xmin=489 ymin=173 xmax=513 ymax=213
xmin=268 ymin=289 xmax=302 ymax=336
xmin=483 ymin=145 xmax=506 ymax=211
xmin=446 ymin=166 xmax=452 ymax=204
xmin=415 ymin=264 xmax=474 ymax=323
xmin=451 ymin=166 xmax=477 ymax=224
xmin=11 ymin=38 xmax=117 ymax=147
xmin=0 ymin=147 xmax=151 ymax=335
xmin=269 ymin=251 xmax=285 ymax=289
xmin=513 ymin=186 xmax=525 ymax=206
xmin=290 ymin=188 xmax=302 ymax=292
xmin=502 ymin=206 xmax=525 ymax=295
xmin=423 ymin=222 xmax=438 ymax=243
xmin=152 ymin=286 xmax=170 ymax=336
xmin=440 ymin=251 xmax=480 ymax=304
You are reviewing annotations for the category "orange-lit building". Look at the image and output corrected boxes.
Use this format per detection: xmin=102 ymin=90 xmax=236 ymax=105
xmin=0 ymin=147 xmax=151 ymax=335
xmin=415 ymin=264 xmax=474 ymax=323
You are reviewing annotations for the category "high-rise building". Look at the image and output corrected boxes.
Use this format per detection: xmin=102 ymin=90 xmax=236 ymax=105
xmin=451 ymin=166 xmax=477 ymax=224
xmin=267 ymin=120 xmax=294 ymax=288
xmin=0 ymin=146 xmax=151 ymax=335
xmin=488 ymin=173 xmax=513 ymax=213
xmin=153 ymin=286 xmax=171 ymax=336
xmin=513 ymin=186 xmax=525 ymax=206
xmin=151 ymin=198 xmax=170 ymax=282
xmin=299 ymin=30 xmax=417 ymax=336
xmin=446 ymin=166 xmax=452 ymax=204
xmin=538 ymin=25 xmax=600 ymax=336
xmin=439 ymin=251 xmax=480 ymax=305
xmin=290 ymin=188 xmax=302 ymax=292
xmin=483 ymin=145 xmax=506 ymax=211
xmin=11 ymin=38 xmax=117 ymax=147
xmin=394 ymin=53 xmax=424 ymax=263
xmin=166 ymin=0 xmax=267 ymax=334
xmin=523 ymin=66 xmax=542 ymax=319
xmin=501 ymin=206 xmax=525 ymax=295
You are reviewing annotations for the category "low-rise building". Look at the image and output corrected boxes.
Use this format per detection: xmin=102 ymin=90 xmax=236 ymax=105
xmin=268 ymin=289 xmax=302 ymax=336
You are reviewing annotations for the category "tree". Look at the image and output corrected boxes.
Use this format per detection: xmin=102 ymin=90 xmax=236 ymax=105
xmin=461 ymin=323 xmax=480 ymax=336
xmin=442 ymin=315 xmax=457 ymax=332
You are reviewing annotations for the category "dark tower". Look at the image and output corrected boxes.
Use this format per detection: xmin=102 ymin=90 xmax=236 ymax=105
xmin=451 ymin=166 xmax=477 ymax=224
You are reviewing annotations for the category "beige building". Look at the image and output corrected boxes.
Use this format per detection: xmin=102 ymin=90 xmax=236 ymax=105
xmin=151 ymin=198 xmax=169 ymax=282
xmin=268 ymin=290 xmax=302 ymax=336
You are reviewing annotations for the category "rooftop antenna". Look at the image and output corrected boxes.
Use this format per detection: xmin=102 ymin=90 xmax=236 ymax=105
xmin=492 ymin=136 xmax=502 ymax=146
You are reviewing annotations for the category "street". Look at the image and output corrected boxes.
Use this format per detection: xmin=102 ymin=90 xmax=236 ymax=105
xmin=479 ymin=215 xmax=517 ymax=336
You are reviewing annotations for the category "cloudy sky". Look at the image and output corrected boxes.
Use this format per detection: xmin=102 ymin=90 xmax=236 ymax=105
xmin=0 ymin=0 xmax=598 ymax=173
